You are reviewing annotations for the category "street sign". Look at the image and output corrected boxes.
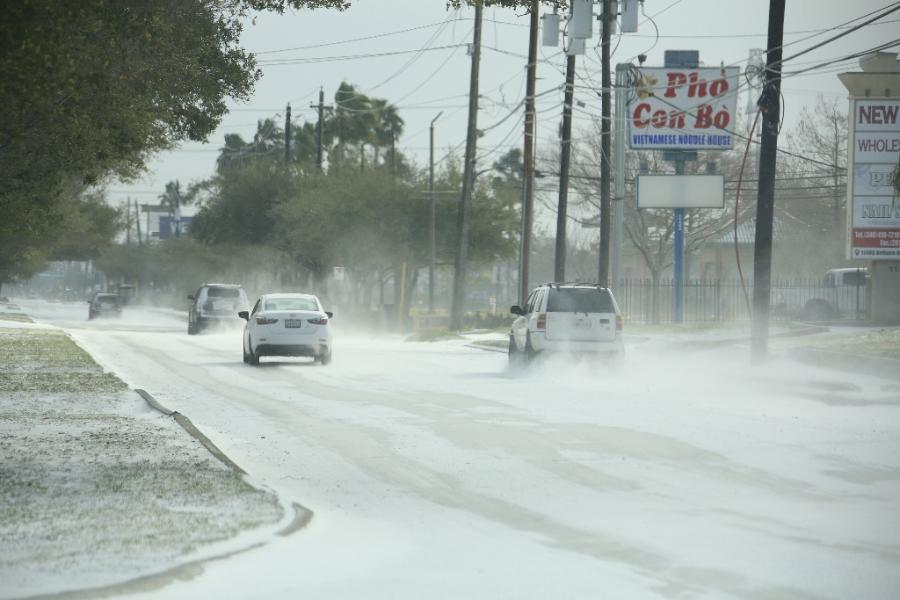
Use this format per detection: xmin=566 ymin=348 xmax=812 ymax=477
xmin=847 ymin=99 xmax=900 ymax=260
xmin=628 ymin=67 xmax=740 ymax=151
xmin=636 ymin=175 xmax=725 ymax=209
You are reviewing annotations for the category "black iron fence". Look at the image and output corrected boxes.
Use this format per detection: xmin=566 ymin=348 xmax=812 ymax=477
xmin=614 ymin=278 xmax=868 ymax=324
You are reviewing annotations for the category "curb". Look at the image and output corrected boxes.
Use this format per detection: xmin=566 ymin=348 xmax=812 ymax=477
xmin=665 ymin=325 xmax=829 ymax=351
xmin=789 ymin=348 xmax=900 ymax=382
xmin=466 ymin=342 xmax=507 ymax=354
xmin=135 ymin=388 xmax=246 ymax=475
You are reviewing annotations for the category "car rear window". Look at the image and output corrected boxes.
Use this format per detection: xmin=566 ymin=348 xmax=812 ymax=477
xmin=546 ymin=288 xmax=614 ymax=313
xmin=207 ymin=287 xmax=241 ymax=298
xmin=264 ymin=297 xmax=318 ymax=311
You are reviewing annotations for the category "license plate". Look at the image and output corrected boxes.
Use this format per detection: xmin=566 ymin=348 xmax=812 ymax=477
xmin=284 ymin=319 xmax=303 ymax=328
xmin=575 ymin=319 xmax=592 ymax=329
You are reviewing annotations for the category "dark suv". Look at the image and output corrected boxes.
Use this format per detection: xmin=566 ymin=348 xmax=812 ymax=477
xmin=88 ymin=293 xmax=122 ymax=320
xmin=187 ymin=284 xmax=249 ymax=334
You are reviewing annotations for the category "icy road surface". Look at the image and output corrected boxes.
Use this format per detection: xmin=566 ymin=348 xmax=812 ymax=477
xmin=21 ymin=300 xmax=900 ymax=599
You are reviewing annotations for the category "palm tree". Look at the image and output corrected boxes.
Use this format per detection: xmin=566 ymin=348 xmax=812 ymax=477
xmin=370 ymin=98 xmax=404 ymax=170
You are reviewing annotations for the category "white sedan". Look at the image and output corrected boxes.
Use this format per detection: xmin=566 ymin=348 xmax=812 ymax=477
xmin=239 ymin=293 xmax=333 ymax=366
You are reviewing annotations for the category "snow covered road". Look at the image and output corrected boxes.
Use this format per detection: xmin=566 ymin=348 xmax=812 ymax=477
xmin=20 ymin=300 xmax=900 ymax=599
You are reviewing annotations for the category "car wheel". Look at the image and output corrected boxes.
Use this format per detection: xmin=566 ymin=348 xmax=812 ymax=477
xmin=524 ymin=333 xmax=538 ymax=362
xmin=508 ymin=335 xmax=524 ymax=370
xmin=247 ymin=339 xmax=260 ymax=366
xmin=188 ymin=315 xmax=197 ymax=335
xmin=319 ymin=350 xmax=332 ymax=366
xmin=242 ymin=340 xmax=250 ymax=364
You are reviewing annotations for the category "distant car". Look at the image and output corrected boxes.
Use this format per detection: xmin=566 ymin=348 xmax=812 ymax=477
xmin=239 ymin=293 xmax=333 ymax=366
xmin=187 ymin=283 xmax=249 ymax=334
xmin=508 ymin=283 xmax=624 ymax=366
xmin=88 ymin=293 xmax=122 ymax=320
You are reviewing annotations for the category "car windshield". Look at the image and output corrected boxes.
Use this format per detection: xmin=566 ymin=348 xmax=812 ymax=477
xmin=207 ymin=287 xmax=241 ymax=298
xmin=264 ymin=297 xmax=318 ymax=311
xmin=546 ymin=288 xmax=614 ymax=313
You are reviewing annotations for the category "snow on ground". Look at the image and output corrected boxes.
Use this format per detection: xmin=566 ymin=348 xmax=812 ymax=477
xmin=0 ymin=311 xmax=284 ymax=599
xmin=13 ymin=299 xmax=900 ymax=599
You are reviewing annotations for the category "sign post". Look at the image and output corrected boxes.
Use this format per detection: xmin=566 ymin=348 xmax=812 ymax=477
xmin=839 ymin=56 xmax=900 ymax=324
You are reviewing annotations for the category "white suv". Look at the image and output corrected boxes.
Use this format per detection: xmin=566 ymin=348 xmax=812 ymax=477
xmin=508 ymin=283 xmax=624 ymax=364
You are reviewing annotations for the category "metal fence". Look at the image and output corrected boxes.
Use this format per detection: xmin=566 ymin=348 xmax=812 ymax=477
xmin=614 ymin=278 xmax=868 ymax=324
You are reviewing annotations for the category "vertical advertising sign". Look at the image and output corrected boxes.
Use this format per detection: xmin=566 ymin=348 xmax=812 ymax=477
xmin=848 ymin=99 xmax=900 ymax=259
xmin=627 ymin=67 xmax=740 ymax=150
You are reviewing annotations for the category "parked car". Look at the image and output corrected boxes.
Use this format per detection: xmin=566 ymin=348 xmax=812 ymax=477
xmin=88 ymin=293 xmax=122 ymax=320
xmin=800 ymin=267 xmax=869 ymax=321
xmin=239 ymin=293 xmax=333 ymax=366
xmin=508 ymin=283 xmax=624 ymax=366
xmin=187 ymin=283 xmax=249 ymax=334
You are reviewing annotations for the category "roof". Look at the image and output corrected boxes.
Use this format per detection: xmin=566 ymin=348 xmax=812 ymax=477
xmin=262 ymin=292 xmax=318 ymax=299
xmin=709 ymin=218 xmax=788 ymax=246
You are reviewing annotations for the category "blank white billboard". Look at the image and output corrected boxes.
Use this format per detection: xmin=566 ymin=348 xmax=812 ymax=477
xmin=636 ymin=175 xmax=725 ymax=209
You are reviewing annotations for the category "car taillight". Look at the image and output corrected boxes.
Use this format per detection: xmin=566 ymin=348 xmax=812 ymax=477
xmin=256 ymin=316 xmax=279 ymax=325
xmin=536 ymin=313 xmax=546 ymax=331
xmin=308 ymin=317 xmax=328 ymax=326
xmin=616 ymin=315 xmax=623 ymax=331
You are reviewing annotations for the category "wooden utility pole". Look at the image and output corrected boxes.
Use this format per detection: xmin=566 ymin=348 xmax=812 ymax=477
xmin=597 ymin=0 xmax=612 ymax=286
xmin=449 ymin=3 xmax=483 ymax=331
xmin=751 ymin=0 xmax=786 ymax=362
xmin=554 ymin=53 xmax=576 ymax=282
xmin=311 ymin=87 xmax=330 ymax=170
xmin=135 ymin=200 xmax=142 ymax=247
xmin=520 ymin=0 xmax=539 ymax=304
xmin=284 ymin=103 xmax=292 ymax=163
xmin=125 ymin=198 xmax=131 ymax=245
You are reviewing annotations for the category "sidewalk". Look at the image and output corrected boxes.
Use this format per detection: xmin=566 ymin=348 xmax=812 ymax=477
xmin=0 ymin=305 xmax=285 ymax=599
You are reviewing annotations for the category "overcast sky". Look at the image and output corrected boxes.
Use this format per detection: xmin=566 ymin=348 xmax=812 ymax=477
xmin=108 ymin=0 xmax=900 ymax=207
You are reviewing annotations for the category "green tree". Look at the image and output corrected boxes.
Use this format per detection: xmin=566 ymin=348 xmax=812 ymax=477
xmin=0 ymin=0 xmax=347 ymax=285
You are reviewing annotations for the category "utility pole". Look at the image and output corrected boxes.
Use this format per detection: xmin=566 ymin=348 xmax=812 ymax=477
xmin=311 ymin=87 xmax=330 ymax=171
xmin=284 ymin=103 xmax=292 ymax=163
xmin=449 ymin=2 xmax=483 ymax=331
xmin=554 ymin=53 xmax=576 ymax=282
xmin=597 ymin=0 xmax=612 ymax=286
xmin=135 ymin=200 xmax=142 ymax=247
xmin=751 ymin=0 xmax=786 ymax=362
xmin=125 ymin=198 xmax=131 ymax=245
xmin=429 ymin=111 xmax=443 ymax=314
xmin=520 ymin=0 xmax=539 ymax=304
xmin=612 ymin=63 xmax=627 ymax=290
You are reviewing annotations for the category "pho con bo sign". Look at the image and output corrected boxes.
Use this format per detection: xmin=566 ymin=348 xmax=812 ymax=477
xmin=628 ymin=67 xmax=740 ymax=151
xmin=848 ymin=99 xmax=900 ymax=260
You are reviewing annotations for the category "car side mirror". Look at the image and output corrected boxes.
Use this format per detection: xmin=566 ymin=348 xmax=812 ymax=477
xmin=510 ymin=305 xmax=524 ymax=316
xmin=237 ymin=311 xmax=249 ymax=321
xmin=187 ymin=295 xmax=194 ymax=300
xmin=325 ymin=311 xmax=333 ymax=319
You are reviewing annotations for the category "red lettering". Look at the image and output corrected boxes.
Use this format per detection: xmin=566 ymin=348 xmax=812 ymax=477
xmin=713 ymin=110 xmax=729 ymax=129
xmin=695 ymin=105 xmax=713 ymax=128
xmin=687 ymin=72 xmax=708 ymax=98
xmin=669 ymin=111 xmax=686 ymax=129
xmin=665 ymin=72 xmax=687 ymax=98
xmin=709 ymin=79 xmax=728 ymax=97
xmin=633 ymin=103 xmax=651 ymax=127
xmin=650 ymin=110 xmax=668 ymax=128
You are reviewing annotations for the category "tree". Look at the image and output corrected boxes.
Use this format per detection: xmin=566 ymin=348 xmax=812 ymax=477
xmin=0 ymin=0 xmax=347 ymax=286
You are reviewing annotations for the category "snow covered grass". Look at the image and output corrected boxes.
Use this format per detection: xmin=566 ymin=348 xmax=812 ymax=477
xmin=0 ymin=327 xmax=283 ymax=598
